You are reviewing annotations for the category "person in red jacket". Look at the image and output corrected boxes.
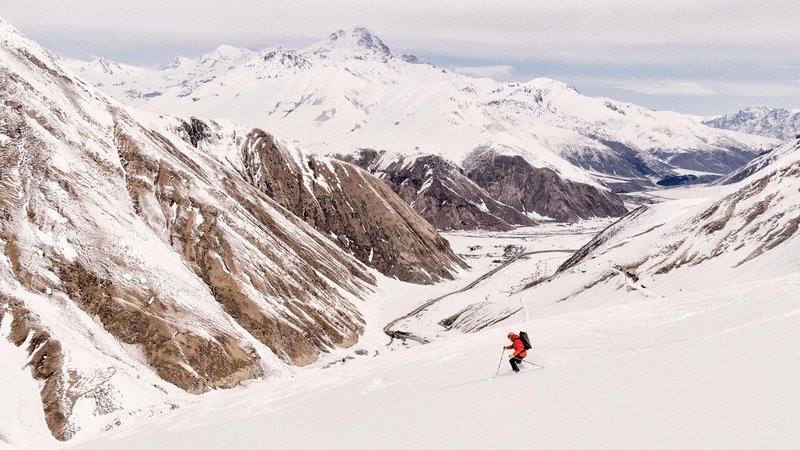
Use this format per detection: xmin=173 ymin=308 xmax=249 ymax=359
xmin=504 ymin=332 xmax=527 ymax=372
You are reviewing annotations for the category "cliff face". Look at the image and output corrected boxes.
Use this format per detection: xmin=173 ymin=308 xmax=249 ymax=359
xmin=238 ymin=131 xmax=466 ymax=284
xmin=340 ymin=150 xmax=535 ymax=231
xmin=0 ymin=18 xmax=474 ymax=441
xmin=0 ymin=16 xmax=471 ymax=440
xmin=463 ymin=149 xmax=628 ymax=222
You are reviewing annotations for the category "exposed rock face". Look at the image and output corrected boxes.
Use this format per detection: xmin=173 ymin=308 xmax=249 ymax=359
xmin=109 ymin=116 xmax=370 ymax=364
xmin=239 ymin=132 xmax=466 ymax=283
xmin=340 ymin=149 xmax=535 ymax=231
xmin=0 ymin=295 xmax=72 ymax=440
xmin=463 ymin=149 xmax=628 ymax=222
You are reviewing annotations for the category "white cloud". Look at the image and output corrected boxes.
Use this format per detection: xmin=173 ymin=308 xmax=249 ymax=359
xmin=451 ymin=65 xmax=513 ymax=78
xmin=615 ymin=81 xmax=715 ymax=97
xmin=576 ymin=76 xmax=800 ymax=99
xmin=711 ymin=80 xmax=800 ymax=98
xmin=1 ymin=0 xmax=799 ymax=66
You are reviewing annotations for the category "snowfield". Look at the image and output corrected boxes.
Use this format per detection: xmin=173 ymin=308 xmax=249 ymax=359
xmin=55 ymin=206 xmax=800 ymax=450
xmin=64 ymin=268 xmax=800 ymax=449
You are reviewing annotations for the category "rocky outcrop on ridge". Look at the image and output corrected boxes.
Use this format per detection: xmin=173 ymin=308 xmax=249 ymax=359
xmin=340 ymin=149 xmax=536 ymax=231
xmin=239 ymin=131 xmax=466 ymax=283
xmin=463 ymin=149 xmax=628 ymax=222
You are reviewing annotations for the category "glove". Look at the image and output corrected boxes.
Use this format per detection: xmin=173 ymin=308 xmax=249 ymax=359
xmin=508 ymin=353 xmax=516 ymax=359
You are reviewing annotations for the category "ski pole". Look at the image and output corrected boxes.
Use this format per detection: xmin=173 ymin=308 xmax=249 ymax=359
xmin=495 ymin=349 xmax=505 ymax=376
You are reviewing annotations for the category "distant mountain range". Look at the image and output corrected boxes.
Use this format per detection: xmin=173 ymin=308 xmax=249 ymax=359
xmin=62 ymin=28 xmax=778 ymax=228
xmin=704 ymin=106 xmax=800 ymax=141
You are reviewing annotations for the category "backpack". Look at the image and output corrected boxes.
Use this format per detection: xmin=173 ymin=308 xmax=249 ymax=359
xmin=518 ymin=331 xmax=532 ymax=350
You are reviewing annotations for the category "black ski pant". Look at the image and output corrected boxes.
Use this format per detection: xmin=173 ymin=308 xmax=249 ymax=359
xmin=509 ymin=356 xmax=523 ymax=372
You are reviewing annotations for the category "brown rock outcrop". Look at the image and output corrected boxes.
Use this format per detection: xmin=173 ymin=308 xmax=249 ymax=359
xmin=339 ymin=150 xmax=535 ymax=231
xmin=240 ymin=131 xmax=466 ymax=284
xmin=463 ymin=149 xmax=628 ymax=222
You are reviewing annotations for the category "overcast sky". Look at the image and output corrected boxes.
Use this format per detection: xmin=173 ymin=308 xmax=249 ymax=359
xmin=1 ymin=0 xmax=798 ymax=115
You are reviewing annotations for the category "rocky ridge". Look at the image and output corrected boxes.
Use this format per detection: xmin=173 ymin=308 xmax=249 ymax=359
xmin=704 ymin=107 xmax=800 ymax=141
xmin=0 ymin=17 xmax=462 ymax=441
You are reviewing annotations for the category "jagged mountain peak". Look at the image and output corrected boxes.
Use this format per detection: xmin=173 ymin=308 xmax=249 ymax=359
xmin=81 ymin=56 xmax=124 ymax=74
xmin=704 ymin=106 xmax=800 ymax=140
xmin=166 ymin=55 xmax=194 ymax=70
xmin=310 ymin=27 xmax=394 ymax=59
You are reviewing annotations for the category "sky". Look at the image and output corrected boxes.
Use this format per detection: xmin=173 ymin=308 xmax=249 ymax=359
xmin=1 ymin=0 xmax=798 ymax=115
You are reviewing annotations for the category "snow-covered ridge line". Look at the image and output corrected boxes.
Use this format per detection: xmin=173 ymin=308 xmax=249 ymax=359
xmin=61 ymin=26 xmax=777 ymax=229
xmin=704 ymin=106 xmax=800 ymax=140
xmin=447 ymin=141 xmax=800 ymax=332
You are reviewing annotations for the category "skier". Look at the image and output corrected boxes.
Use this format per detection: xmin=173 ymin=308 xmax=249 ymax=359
xmin=504 ymin=332 xmax=527 ymax=373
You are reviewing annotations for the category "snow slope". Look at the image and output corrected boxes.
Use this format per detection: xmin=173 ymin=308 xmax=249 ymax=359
xmin=62 ymin=140 xmax=800 ymax=447
xmin=714 ymin=137 xmax=800 ymax=185
xmin=447 ymin=138 xmax=800 ymax=332
xmin=66 ymin=262 xmax=800 ymax=449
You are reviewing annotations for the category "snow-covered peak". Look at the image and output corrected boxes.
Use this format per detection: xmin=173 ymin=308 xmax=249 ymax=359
xmin=80 ymin=57 xmax=126 ymax=74
xmin=307 ymin=27 xmax=394 ymax=60
xmin=704 ymin=106 xmax=800 ymax=140
xmin=257 ymin=48 xmax=312 ymax=70
xmin=166 ymin=56 xmax=195 ymax=70
xmin=525 ymin=77 xmax=582 ymax=95
xmin=198 ymin=44 xmax=253 ymax=66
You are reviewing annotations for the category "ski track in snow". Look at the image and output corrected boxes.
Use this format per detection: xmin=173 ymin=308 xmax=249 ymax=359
xmin=64 ymin=270 xmax=800 ymax=450
xmin=58 ymin=208 xmax=800 ymax=449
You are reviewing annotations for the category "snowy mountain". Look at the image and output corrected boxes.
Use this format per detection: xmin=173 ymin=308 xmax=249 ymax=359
xmin=0 ymin=17 xmax=463 ymax=442
xmin=62 ymin=28 xmax=777 ymax=227
xmin=704 ymin=106 xmax=800 ymax=140
xmin=62 ymin=145 xmax=800 ymax=449
xmin=713 ymin=136 xmax=800 ymax=185
xmin=5 ymin=16 xmax=798 ymax=448
xmin=387 ymin=139 xmax=800 ymax=342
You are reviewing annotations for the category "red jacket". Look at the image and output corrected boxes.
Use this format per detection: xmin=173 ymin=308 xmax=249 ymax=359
xmin=505 ymin=333 xmax=527 ymax=358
